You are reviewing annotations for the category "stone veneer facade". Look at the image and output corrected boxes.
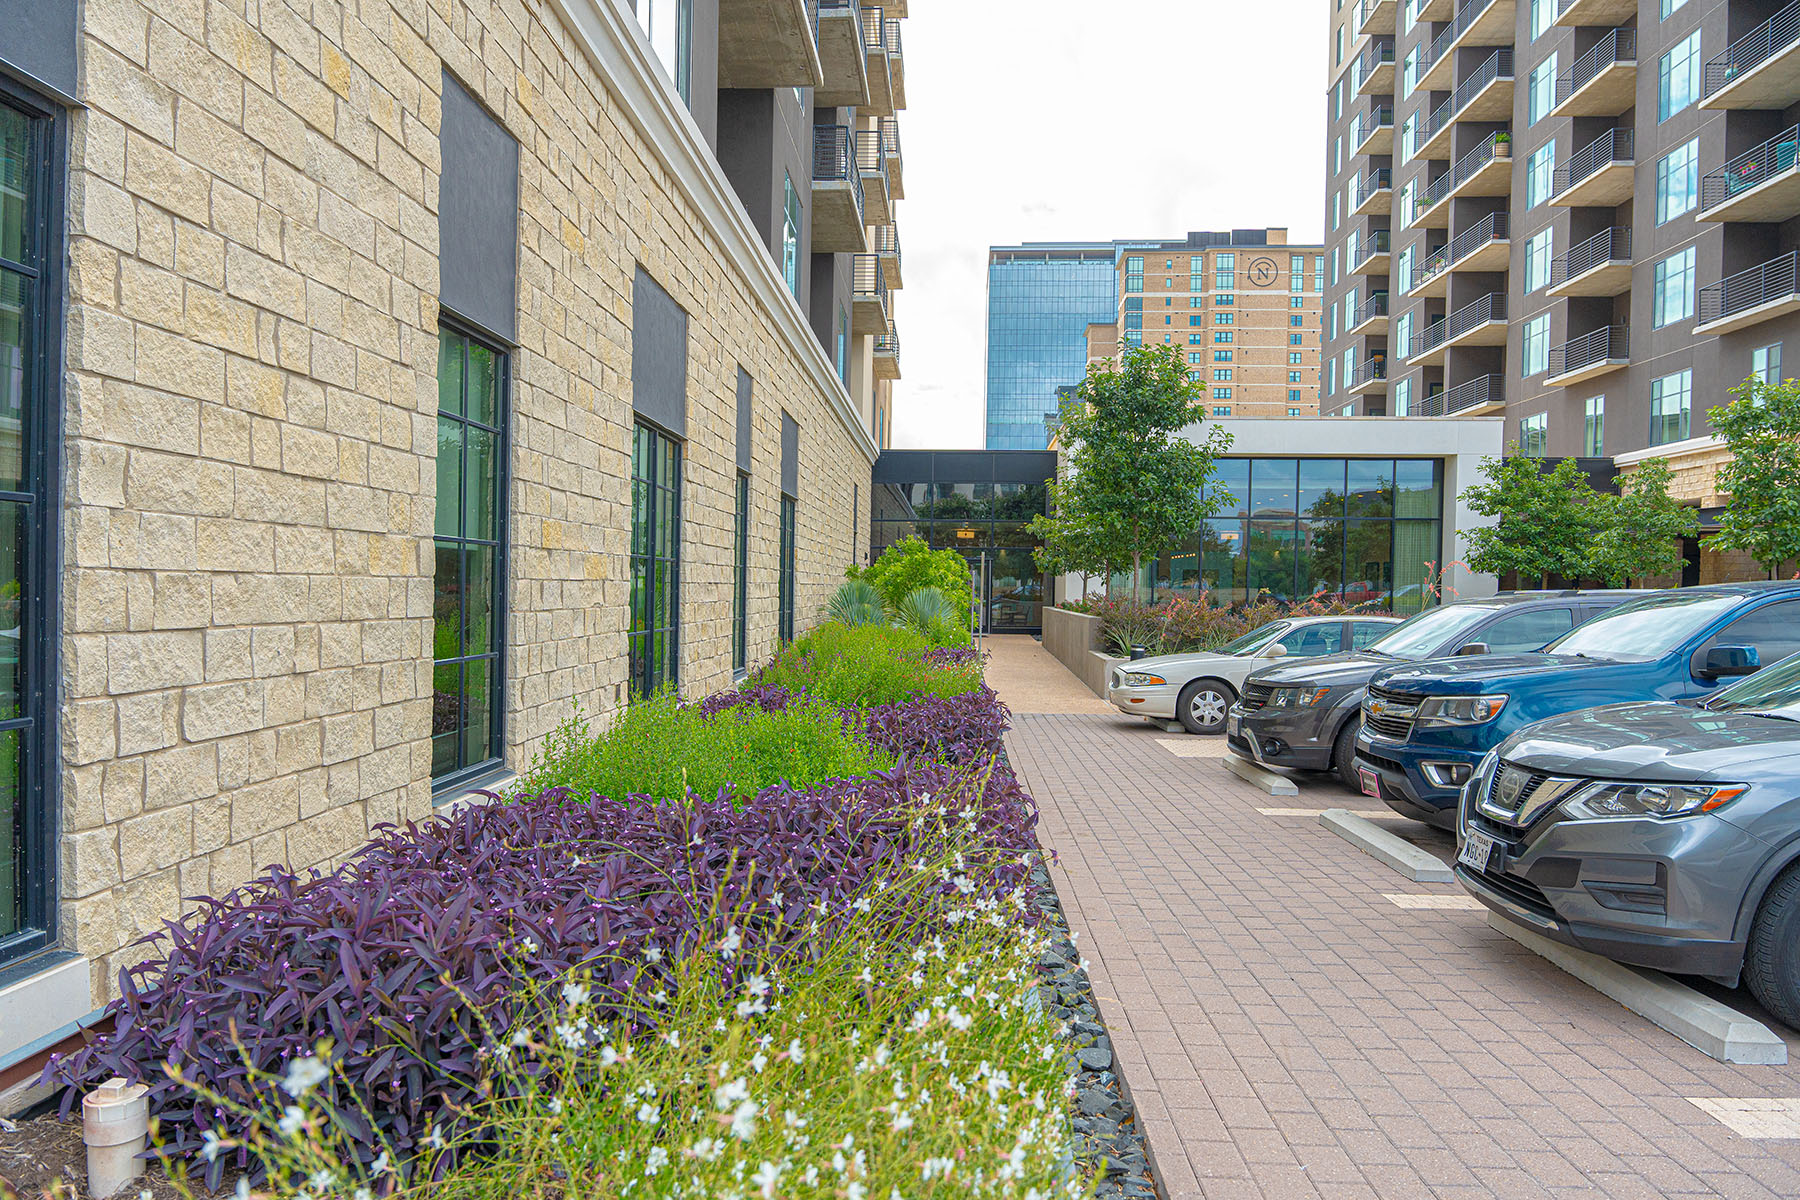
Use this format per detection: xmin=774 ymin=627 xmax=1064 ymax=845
xmin=32 ymin=0 xmax=876 ymax=1016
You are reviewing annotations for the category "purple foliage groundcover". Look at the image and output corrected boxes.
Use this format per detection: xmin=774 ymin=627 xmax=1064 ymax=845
xmin=46 ymin=756 xmax=1037 ymax=1185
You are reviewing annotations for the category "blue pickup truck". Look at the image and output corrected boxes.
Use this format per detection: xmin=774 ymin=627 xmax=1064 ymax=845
xmin=1354 ymin=582 xmax=1800 ymax=828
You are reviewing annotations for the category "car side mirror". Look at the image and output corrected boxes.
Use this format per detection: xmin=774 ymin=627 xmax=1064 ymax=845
xmin=1263 ymin=643 xmax=1288 ymax=658
xmin=1455 ymin=642 xmax=1490 ymax=657
xmin=1701 ymin=644 xmax=1761 ymax=679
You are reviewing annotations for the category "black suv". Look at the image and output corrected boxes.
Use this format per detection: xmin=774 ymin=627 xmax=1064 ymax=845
xmin=1225 ymin=591 xmax=1646 ymax=787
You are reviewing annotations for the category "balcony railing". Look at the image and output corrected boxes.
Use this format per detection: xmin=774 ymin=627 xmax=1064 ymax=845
xmin=1350 ymin=166 xmax=1393 ymax=209
xmin=1419 ymin=170 xmax=1453 ymax=215
xmin=1425 ymin=373 xmax=1503 ymax=415
xmin=1450 ymin=133 xmax=1510 ymax=188
xmin=1356 ymin=0 xmax=1396 ymax=35
xmin=1447 ymin=291 xmax=1506 ymax=338
xmin=1550 ymin=226 xmax=1631 ymax=285
xmin=1427 ymin=0 xmax=1497 ymax=69
xmin=1350 ymin=357 xmax=1389 ymax=389
xmin=1700 ymin=124 xmax=1800 ymax=212
xmin=853 ymin=254 xmax=888 ymax=305
xmin=1704 ymin=0 xmax=1800 ymax=97
xmin=1352 ymin=291 xmax=1390 ymax=327
xmin=1698 ymin=250 xmax=1800 ymax=326
xmin=1556 ymin=28 xmax=1635 ymax=107
xmin=874 ymin=223 xmax=901 ymax=259
xmin=855 ymin=128 xmax=886 ymax=174
xmin=1355 ymin=37 xmax=1397 ymax=90
xmin=860 ymin=6 xmax=889 ymax=51
xmin=1354 ymin=228 xmax=1392 ymax=264
xmin=880 ymin=115 xmax=902 ymax=162
xmin=1554 ymin=126 xmax=1633 ymax=195
xmin=1447 ymin=211 xmax=1508 ymax=263
xmin=1548 ymin=326 xmax=1628 ymax=377
xmin=1352 ymin=104 xmax=1395 ymax=147
xmin=1416 ymin=316 xmax=1450 ymax=356
xmin=813 ymin=125 xmax=863 ymax=204
xmin=885 ymin=16 xmax=902 ymax=57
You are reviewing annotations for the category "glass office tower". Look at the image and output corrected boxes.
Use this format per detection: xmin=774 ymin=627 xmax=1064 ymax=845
xmin=983 ymin=244 xmax=1120 ymax=450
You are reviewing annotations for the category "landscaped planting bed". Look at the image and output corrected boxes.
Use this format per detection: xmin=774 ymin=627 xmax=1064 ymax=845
xmin=40 ymin=625 xmax=1137 ymax=1199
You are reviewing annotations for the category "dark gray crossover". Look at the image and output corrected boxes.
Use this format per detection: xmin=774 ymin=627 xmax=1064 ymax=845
xmin=1458 ymin=653 xmax=1800 ymax=1027
xmin=1226 ymin=591 xmax=1642 ymax=788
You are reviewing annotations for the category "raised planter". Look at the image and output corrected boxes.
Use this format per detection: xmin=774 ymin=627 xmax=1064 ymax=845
xmin=1042 ymin=606 xmax=1121 ymax=699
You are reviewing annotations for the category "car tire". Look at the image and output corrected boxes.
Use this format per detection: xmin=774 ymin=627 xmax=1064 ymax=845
xmin=1332 ymin=720 xmax=1361 ymax=791
xmin=1746 ymin=861 xmax=1800 ymax=1030
xmin=1178 ymin=679 xmax=1236 ymax=735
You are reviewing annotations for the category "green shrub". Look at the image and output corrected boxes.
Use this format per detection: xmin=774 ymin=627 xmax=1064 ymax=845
xmin=758 ymin=622 xmax=983 ymax=708
xmin=513 ymin=692 xmax=892 ymax=805
xmin=895 ymin=584 xmax=968 ymax=646
xmin=825 ymin=578 xmax=888 ymax=627
xmin=849 ymin=536 xmax=974 ymax=631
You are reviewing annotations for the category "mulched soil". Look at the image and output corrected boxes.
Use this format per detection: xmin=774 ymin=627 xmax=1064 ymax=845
xmin=0 ymin=1110 xmax=228 ymax=1200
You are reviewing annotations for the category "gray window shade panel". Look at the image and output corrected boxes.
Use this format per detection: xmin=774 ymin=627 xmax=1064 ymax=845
xmin=0 ymin=0 xmax=78 ymax=100
xmin=736 ymin=368 xmax=753 ymax=473
xmin=781 ymin=411 xmax=799 ymax=499
xmin=439 ymin=73 xmax=520 ymax=343
xmin=631 ymin=267 xmax=689 ymax=438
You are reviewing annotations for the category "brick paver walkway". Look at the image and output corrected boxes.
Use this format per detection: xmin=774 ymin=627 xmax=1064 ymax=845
xmin=998 ymin=643 xmax=1800 ymax=1199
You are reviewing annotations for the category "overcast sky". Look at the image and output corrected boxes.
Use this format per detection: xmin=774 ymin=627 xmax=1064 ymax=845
xmin=890 ymin=1 xmax=1331 ymax=449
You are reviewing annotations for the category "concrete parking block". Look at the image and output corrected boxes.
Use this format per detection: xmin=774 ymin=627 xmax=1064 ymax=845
xmin=1258 ymin=807 xmax=1394 ymax=818
xmin=1487 ymin=912 xmax=1789 ymax=1066
xmin=1319 ymin=808 xmax=1454 ymax=882
xmin=1687 ymin=1098 xmax=1800 ymax=1138
xmin=1384 ymin=892 xmax=1485 ymax=910
xmin=1222 ymin=752 xmax=1299 ymax=795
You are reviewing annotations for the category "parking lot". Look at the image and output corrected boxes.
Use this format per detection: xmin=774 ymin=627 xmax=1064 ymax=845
xmin=988 ymin=636 xmax=1800 ymax=1200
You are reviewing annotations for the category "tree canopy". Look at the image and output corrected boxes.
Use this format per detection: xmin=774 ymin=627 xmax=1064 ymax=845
xmin=1706 ymin=376 xmax=1800 ymax=579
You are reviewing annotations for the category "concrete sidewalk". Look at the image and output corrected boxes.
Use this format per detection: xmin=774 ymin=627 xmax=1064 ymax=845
xmin=981 ymin=633 xmax=1119 ymax=715
xmin=1007 ymin=711 xmax=1800 ymax=1200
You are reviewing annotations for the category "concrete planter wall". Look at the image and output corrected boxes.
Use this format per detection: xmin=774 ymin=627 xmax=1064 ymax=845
xmin=1042 ymin=607 xmax=1121 ymax=699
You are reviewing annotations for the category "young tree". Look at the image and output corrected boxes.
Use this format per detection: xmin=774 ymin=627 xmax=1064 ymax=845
xmin=1039 ymin=344 xmax=1233 ymax=604
xmin=1459 ymin=452 xmax=1598 ymax=587
xmin=1706 ymin=376 xmax=1800 ymax=579
xmin=1030 ymin=478 xmax=1113 ymax=602
xmin=1587 ymin=458 xmax=1698 ymax=586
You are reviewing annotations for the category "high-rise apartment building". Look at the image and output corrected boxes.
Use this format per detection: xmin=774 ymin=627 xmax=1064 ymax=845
xmin=0 ymin=0 xmax=909 ymax=1087
xmin=1323 ymin=0 xmax=1798 ymax=577
xmin=986 ymin=230 xmax=1325 ymax=448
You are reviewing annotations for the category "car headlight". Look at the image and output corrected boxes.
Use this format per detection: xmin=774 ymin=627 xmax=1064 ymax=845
xmin=1414 ymin=694 xmax=1509 ymax=726
xmin=1121 ymin=672 xmax=1166 ymax=687
xmin=1561 ymin=780 xmax=1748 ymax=820
xmin=1269 ymin=686 xmax=1332 ymax=709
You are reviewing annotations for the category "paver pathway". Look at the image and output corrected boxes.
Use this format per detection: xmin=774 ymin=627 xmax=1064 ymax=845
xmin=990 ymin=636 xmax=1800 ymax=1200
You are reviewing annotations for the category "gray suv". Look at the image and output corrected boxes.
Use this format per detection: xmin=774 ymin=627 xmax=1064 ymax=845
xmin=1458 ymin=653 xmax=1800 ymax=1027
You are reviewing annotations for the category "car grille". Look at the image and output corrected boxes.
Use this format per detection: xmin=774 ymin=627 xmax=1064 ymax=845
xmin=1240 ymin=683 xmax=1273 ymax=711
xmin=1362 ymin=684 xmax=1422 ymax=741
xmin=1461 ymin=861 xmax=1556 ymax=921
xmin=1476 ymin=761 xmax=1585 ymax=830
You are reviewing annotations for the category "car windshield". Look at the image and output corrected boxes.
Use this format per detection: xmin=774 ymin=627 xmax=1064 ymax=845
xmin=1547 ymin=593 xmax=1746 ymax=661
xmin=1367 ymin=604 xmax=1503 ymax=660
xmin=1705 ymin=652 xmax=1800 ymax=715
xmin=1219 ymin=621 xmax=1290 ymax=656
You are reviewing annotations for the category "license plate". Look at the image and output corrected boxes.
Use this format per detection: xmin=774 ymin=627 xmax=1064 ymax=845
xmin=1458 ymin=830 xmax=1498 ymax=872
xmin=1359 ymin=767 xmax=1381 ymax=799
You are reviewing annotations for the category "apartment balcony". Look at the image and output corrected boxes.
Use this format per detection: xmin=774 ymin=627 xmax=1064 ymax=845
xmin=1551 ymin=28 xmax=1636 ymax=119
xmin=885 ymin=17 xmax=906 ymax=110
xmin=1355 ymin=37 xmax=1397 ymax=98
xmin=880 ymin=116 xmax=903 ymax=198
xmin=861 ymin=7 xmax=894 ymax=115
xmin=1547 ymin=325 xmax=1628 ymax=387
xmin=1415 ymin=49 xmax=1513 ymax=162
xmin=1348 ymin=291 xmax=1390 ymax=336
xmin=1552 ymin=127 xmax=1634 ymax=206
xmin=1415 ymin=373 xmax=1504 ymax=416
xmin=811 ymin=125 xmax=867 ymax=253
xmin=855 ymin=129 xmax=892 ymax=225
xmin=1700 ymin=125 xmax=1800 ymax=222
xmin=1352 ymin=104 xmax=1395 ymax=156
xmin=874 ymin=332 xmax=901 ymax=380
xmin=1408 ymin=292 xmax=1506 ymax=366
xmin=851 ymin=255 xmax=890 ymax=334
xmin=1424 ymin=0 xmax=1516 ymax=85
xmin=1548 ymin=226 xmax=1632 ymax=297
xmin=1702 ymin=0 xmax=1800 ymax=112
xmin=1416 ymin=33 xmax=1454 ymax=94
xmin=1351 ymin=229 xmax=1392 ymax=275
xmin=1348 ymin=356 xmax=1390 ymax=395
xmin=1412 ymin=170 xmax=1454 ymax=229
xmin=874 ymin=223 xmax=903 ymax=289
xmin=1409 ymin=211 xmax=1508 ymax=297
xmin=1416 ymin=0 xmax=1453 ymax=20
xmin=717 ymin=0 xmax=823 ymax=89
xmin=1695 ymin=250 xmax=1800 ymax=335
xmin=1446 ymin=134 xmax=1513 ymax=201
xmin=1355 ymin=0 xmax=1397 ymax=38
xmin=815 ymin=0 xmax=870 ymax=106
xmin=1350 ymin=166 xmax=1393 ymax=217
xmin=1555 ymin=0 xmax=1635 ymax=27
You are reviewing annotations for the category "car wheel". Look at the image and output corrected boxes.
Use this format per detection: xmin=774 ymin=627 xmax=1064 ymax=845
xmin=1178 ymin=679 xmax=1236 ymax=735
xmin=1746 ymin=861 xmax=1800 ymax=1030
xmin=1332 ymin=720 xmax=1361 ymax=790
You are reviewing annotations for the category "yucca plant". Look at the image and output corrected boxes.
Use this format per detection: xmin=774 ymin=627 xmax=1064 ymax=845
xmin=825 ymin=578 xmax=888 ymax=627
xmin=896 ymin=585 xmax=966 ymax=646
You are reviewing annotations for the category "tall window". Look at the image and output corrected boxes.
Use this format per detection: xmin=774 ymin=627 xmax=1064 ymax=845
xmin=1754 ymin=343 xmax=1784 ymax=385
xmin=1519 ymin=413 xmax=1549 ymax=457
xmin=782 ymin=173 xmax=801 ymax=297
xmin=778 ymin=496 xmax=797 ymax=642
xmin=433 ymin=326 xmax=508 ymax=787
xmin=1530 ymin=0 xmax=1554 ymax=39
xmin=835 ymin=303 xmax=848 ymax=382
xmin=732 ymin=473 xmax=749 ymax=675
xmin=1394 ymin=376 xmax=1412 ymax=416
xmin=1400 ymin=113 xmax=1417 ymax=161
xmin=1661 ymin=0 xmax=1689 ymax=14
xmin=630 ymin=422 xmax=682 ymax=695
xmin=1402 ymin=46 xmax=1420 ymax=97
xmin=1654 ymin=246 xmax=1697 ymax=327
xmin=1395 ymin=310 xmax=1413 ymax=358
xmin=1524 ymin=229 xmax=1553 ymax=292
xmin=1396 ymin=244 xmax=1413 ymax=294
xmin=0 ymin=87 xmax=58 ymax=964
xmin=1656 ymin=140 xmax=1699 ymax=224
xmin=1659 ymin=31 xmax=1702 ymax=122
xmin=1522 ymin=313 xmax=1550 ymax=376
xmin=1584 ymin=396 xmax=1605 ymax=456
xmin=1651 ymin=370 xmax=1693 ymax=445
xmin=637 ymin=0 xmax=694 ymax=101
xmin=1214 ymin=253 xmax=1236 ymax=290
xmin=1529 ymin=55 xmax=1557 ymax=124
xmin=1527 ymin=140 xmax=1556 ymax=208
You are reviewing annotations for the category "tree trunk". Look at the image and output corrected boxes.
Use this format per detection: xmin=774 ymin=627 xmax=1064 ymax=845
xmin=1131 ymin=549 xmax=1142 ymax=606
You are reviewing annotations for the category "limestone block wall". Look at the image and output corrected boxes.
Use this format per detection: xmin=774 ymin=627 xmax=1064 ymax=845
xmin=55 ymin=0 xmax=875 ymax=1009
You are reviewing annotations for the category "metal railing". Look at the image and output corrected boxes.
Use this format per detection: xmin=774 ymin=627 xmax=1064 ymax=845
xmin=1554 ymin=126 xmax=1633 ymax=195
xmin=1355 ymin=37 xmax=1397 ymax=90
xmin=852 ymin=254 xmax=888 ymax=306
xmin=817 ymin=0 xmax=859 ymax=18
xmin=860 ymin=6 xmax=889 ymax=51
xmin=1701 ymin=124 xmax=1800 ymax=211
xmin=1419 ymin=170 xmax=1453 ymax=215
xmin=885 ymin=16 xmax=902 ymax=58
xmin=1415 ymin=315 xmax=1450 ymax=355
xmin=1447 ymin=291 xmax=1506 ymax=338
xmin=1440 ymin=373 xmax=1503 ymax=414
xmin=1350 ymin=166 xmax=1393 ymax=208
xmin=1414 ymin=241 xmax=1451 ymax=287
xmin=1351 ymin=357 xmax=1389 ymax=388
xmin=880 ymin=115 xmax=902 ymax=163
xmin=875 ymin=332 xmax=900 ymax=357
xmin=1450 ymin=133 xmax=1510 ymax=188
xmin=812 ymin=125 xmax=864 ymax=217
xmin=874 ymin=222 xmax=901 ymax=265
xmin=1556 ymin=28 xmax=1636 ymax=107
xmin=1704 ymin=0 xmax=1800 ymax=97
xmin=1354 ymin=229 xmax=1393 ymax=267
xmin=855 ymin=128 xmax=885 ymax=174
xmin=1548 ymin=326 xmax=1628 ymax=376
xmin=1448 ymin=211 xmax=1508 ymax=263
xmin=1352 ymin=104 xmax=1395 ymax=147
xmin=1356 ymin=0 xmax=1394 ymax=34
xmin=1428 ymin=0 xmax=1497 ymax=69
xmin=1421 ymin=48 xmax=1512 ymax=147
xmin=1352 ymin=291 xmax=1390 ymax=328
xmin=1698 ymin=250 xmax=1800 ymax=325
xmin=1550 ymin=227 xmax=1631 ymax=285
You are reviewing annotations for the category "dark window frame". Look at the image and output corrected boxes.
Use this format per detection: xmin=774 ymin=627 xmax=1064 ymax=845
xmin=0 ymin=76 xmax=66 ymax=968
xmin=778 ymin=495 xmax=797 ymax=643
xmin=732 ymin=471 xmax=749 ymax=677
xmin=630 ymin=420 xmax=683 ymax=695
